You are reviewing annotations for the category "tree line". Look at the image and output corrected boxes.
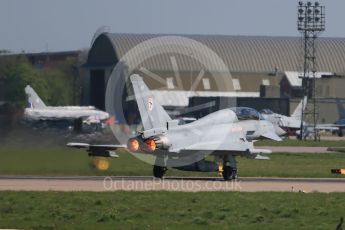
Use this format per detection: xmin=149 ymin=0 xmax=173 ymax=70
xmin=0 ymin=52 xmax=83 ymax=107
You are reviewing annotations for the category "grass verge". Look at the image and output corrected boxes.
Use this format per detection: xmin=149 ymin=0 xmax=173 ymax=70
xmin=0 ymin=145 xmax=344 ymax=178
xmin=0 ymin=191 xmax=344 ymax=230
xmin=255 ymin=139 xmax=345 ymax=147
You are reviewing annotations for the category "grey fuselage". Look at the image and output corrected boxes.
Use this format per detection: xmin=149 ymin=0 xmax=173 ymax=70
xmin=144 ymin=109 xmax=283 ymax=154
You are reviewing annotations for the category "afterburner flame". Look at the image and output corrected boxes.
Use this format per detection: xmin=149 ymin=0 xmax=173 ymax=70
xmin=127 ymin=138 xmax=140 ymax=152
xmin=144 ymin=139 xmax=156 ymax=152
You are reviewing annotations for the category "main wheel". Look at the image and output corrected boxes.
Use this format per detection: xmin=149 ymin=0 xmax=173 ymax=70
xmin=153 ymin=165 xmax=167 ymax=178
xmin=222 ymin=166 xmax=237 ymax=181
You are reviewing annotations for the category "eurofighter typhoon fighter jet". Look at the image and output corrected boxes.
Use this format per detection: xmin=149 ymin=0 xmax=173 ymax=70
xmin=260 ymin=99 xmax=305 ymax=135
xmin=261 ymin=97 xmax=340 ymax=139
xmin=68 ymin=75 xmax=285 ymax=180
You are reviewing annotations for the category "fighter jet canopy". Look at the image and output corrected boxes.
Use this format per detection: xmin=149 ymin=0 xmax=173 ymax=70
xmin=230 ymin=107 xmax=263 ymax=120
xmin=260 ymin=109 xmax=274 ymax=115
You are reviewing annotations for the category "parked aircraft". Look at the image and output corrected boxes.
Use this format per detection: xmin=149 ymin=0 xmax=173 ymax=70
xmin=24 ymin=85 xmax=109 ymax=131
xmin=260 ymin=98 xmax=305 ymax=135
xmin=335 ymin=99 xmax=345 ymax=136
xmin=261 ymin=97 xmax=340 ymax=139
xmin=68 ymin=75 xmax=285 ymax=180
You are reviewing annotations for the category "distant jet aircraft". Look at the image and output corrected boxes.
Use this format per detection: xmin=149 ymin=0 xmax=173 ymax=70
xmin=68 ymin=75 xmax=285 ymax=180
xmin=260 ymin=98 xmax=305 ymax=135
xmin=261 ymin=97 xmax=339 ymax=139
xmin=23 ymin=85 xmax=109 ymax=131
xmin=334 ymin=98 xmax=345 ymax=136
xmin=336 ymin=98 xmax=345 ymax=119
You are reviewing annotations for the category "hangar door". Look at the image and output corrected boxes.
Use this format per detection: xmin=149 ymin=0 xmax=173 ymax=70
xmin=90 ymin=69 xmax=105 ymax=110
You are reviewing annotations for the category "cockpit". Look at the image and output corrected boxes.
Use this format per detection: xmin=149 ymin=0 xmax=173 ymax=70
xmin=260 ymin=109 xmax=274 ymax=115
xmin=230 ymin=107 xmax=264 ymax=120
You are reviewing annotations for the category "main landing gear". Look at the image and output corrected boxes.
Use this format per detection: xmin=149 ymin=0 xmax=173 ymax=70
xmin=222 ymin=155 xmax=238 ymax=181
xmin=153 ymin=165 xmax=167 ymax=178
xmin=153 ymin=156 xmax=168 ymax=178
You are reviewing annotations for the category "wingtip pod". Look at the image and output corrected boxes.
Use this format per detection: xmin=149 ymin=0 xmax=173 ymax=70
xmin=66 ymin=142 xmax=90 ymax=148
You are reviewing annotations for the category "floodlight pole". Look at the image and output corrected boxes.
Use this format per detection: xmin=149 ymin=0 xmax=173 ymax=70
xmin=297 ymin=1 xmax=325 ymax=141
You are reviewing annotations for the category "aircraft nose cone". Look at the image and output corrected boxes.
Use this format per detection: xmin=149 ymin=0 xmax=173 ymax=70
xmin=274 ymin=125 xmax=286 ymax=137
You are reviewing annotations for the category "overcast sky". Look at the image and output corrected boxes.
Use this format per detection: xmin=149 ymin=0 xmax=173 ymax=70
xmin=1 ymin=0 xmax=344 ymax=53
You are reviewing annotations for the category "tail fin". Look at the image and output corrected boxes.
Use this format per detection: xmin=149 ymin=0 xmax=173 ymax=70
xmin=130 ymin=74 xmax=171 ymax=130
xmin=24 ymin=85 xmax=46 ymax=109
xmin=336 ymin=98 xmax=345 ymax=119
xmin=291 ymin=96 xmax=307 ymax=119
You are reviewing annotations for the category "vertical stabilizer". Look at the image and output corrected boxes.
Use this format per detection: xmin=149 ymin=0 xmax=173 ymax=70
xmin=24 ymin=85 xmax=46 ymax=109
xmin=336 ymin=98 xmax=345 ymax=119
xmin=130 ymin=74 xmax=171 ymax=130
xmin=291 ymin=96 xmax=307 ymax=119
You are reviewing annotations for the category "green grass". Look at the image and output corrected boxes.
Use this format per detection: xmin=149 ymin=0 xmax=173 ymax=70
xmin=255 ymin=139 xmax=345 ymax=147
xmin=238 ymin=153 xmax=345 ymax=178
xmin=0 ymin=191 xmax=344 ymax=230
xmin=0 ymin=144 xmax=345 ymax=178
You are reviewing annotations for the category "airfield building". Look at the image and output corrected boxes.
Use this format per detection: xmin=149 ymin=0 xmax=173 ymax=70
xmin=84 ymin=33 xmax=345 ymax=123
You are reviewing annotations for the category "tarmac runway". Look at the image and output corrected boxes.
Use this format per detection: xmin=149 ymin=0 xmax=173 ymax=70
xmin=259 ymin=146 xmax=334 ymax=153
xmin=0 ymin=176 xmax=344 ymax=193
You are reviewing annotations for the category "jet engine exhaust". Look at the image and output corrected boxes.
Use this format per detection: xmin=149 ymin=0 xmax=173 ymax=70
xmin=127 ymin=138 xmax=140 ymax=152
